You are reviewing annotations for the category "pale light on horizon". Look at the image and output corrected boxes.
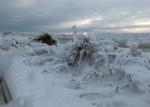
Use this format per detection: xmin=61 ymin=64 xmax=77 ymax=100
xmin=121 ymin=28 xmax=150 ymax=33
xmin=132 ymin=18 xmax=150 ymax=26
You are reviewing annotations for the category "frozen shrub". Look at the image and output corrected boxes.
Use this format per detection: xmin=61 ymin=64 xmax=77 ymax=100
xmin=67 ymin=37 xmax=95 ymax=66
xmin=84 ymin=53 xmax=113 ymax=80
xmin=66 ymin=36 xmax=115 ymax=80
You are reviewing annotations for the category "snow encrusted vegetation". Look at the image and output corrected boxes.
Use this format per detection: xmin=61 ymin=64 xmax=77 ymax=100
xmin=1 ymin=32 xmax=150 ymax=107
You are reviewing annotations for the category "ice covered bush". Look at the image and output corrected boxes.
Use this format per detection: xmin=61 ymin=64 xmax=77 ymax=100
xmin=65 ymin=35 xmax=120 ymax=80
xmin=67 ymin=37 xmax=95 ymax=66
xmin=84 ymin=54 xmax=112 ymax=80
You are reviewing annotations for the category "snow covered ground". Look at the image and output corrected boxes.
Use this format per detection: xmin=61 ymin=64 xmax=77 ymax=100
xmin=1 ymin=33 xmax=150 ymax=107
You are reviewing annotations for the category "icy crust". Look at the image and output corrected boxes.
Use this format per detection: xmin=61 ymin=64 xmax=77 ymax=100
xmin=0 ymin=33 xmax=150 ymax=107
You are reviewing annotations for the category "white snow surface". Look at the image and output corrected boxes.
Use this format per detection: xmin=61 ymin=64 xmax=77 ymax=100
xmin=0 ymin=33 xmax=150 ymax=107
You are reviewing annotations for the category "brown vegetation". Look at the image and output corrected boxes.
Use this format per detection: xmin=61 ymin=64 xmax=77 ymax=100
xmin=35 ymin=33 xmax=57 ymax=46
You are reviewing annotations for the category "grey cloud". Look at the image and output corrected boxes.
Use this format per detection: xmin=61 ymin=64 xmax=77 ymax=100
xmin=0 ymin=0 xmax=150 ymax=33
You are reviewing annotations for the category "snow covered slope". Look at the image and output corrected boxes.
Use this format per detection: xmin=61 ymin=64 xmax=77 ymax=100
xmin=1 ymin=33 xmax=150 ymax=107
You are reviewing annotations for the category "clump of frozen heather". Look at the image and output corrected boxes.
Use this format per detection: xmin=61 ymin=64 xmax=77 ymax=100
xmin=67 ymin=37 xmax=95 ymax=66
xmin=64 ymin=34 xmax=116 ymax=79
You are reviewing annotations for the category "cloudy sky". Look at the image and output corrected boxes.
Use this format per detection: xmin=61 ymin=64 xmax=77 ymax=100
xmin=0 ymin=0 xmax=150 ymax=33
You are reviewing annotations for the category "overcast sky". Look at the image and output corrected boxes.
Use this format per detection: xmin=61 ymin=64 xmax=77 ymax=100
xmin=0 ymin=0 xmax=150 ymax=33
